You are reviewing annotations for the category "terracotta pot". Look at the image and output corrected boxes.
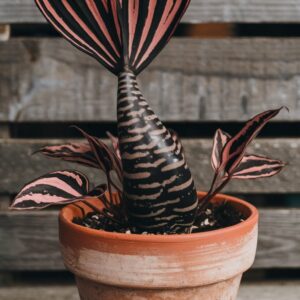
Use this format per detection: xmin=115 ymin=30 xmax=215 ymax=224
xmin=59 ymin=192 xmax=258 ymax=300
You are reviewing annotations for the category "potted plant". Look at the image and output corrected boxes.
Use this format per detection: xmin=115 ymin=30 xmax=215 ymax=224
xmin=11 ymin=1 xmax=286 ymax=299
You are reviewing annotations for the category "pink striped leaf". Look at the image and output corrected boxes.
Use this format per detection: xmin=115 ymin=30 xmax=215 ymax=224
xmin=35 ymin=0 xmax=190 ymax=75
xmin=35 ymin=142 xmax=99 ymax=168
xmin=211 ymin=129 xmax=231 ymax=171
xmin=220 ymin=107 xmax=285 ymax=174
xmin=10 ymin=170 xmax=94 ymax=210
xmin=74 ymin=127 xmax=122 ymax=182
xmin=230 ymin=154 xmax=286 ymax=179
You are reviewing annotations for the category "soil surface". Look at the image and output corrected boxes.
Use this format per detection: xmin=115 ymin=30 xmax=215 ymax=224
xmin=73 ymin=201 xmax=245 ymax=234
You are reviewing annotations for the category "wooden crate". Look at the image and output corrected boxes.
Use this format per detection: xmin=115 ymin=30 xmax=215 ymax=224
xmin=1 ymin=1 xmax=300 ymax=299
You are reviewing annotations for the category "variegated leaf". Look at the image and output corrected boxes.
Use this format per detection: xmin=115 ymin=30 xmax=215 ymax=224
xmin=35 ymin=0 xmax=190 ymax=75
xmin=211 ymin=129 xmax=231 ymax=171
xmin=74 ymin=127 xmax=122 ymax=181
xmin=231 ymin=154 xmax=286 ymax=179
xmin=220 ymin=107 xmax=284 ymax=174
xmin=11 ymin=170 xmax=90 ymax=210
xmin=35 ymin=142 xmax=98 ymax=168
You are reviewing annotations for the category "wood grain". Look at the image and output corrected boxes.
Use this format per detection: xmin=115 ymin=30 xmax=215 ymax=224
xmin=1 ymin=38 xmax=299 ymax=122
xmin=0 ymin=138 xmax=296 ymax=194
xmin=0 ymin=208 xmax=299 ymax=271
xmin=2 ymin=0 xmax=300 ymax=23
xmin=1 ymin=282 xmax=300 ymax=300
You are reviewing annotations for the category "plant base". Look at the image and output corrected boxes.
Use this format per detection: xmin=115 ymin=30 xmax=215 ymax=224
xmin=76 ymin=274 xmax=242 ymax=300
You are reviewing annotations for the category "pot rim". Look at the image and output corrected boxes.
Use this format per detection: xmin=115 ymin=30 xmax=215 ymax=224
xmin=59 ymin=191 xmax=258 ymax=243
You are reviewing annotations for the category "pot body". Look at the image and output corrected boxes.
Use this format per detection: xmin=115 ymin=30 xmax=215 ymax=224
xmin=59 ymin=192 xmax=258 ymax=300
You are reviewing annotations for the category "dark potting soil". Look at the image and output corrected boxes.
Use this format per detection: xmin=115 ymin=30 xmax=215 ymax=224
xmin=72 ymin=201 xmax=245 ymax=234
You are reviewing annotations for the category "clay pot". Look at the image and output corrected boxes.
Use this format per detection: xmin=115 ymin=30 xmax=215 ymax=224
xmin=59 ymin=192 xmax=258 ymax=300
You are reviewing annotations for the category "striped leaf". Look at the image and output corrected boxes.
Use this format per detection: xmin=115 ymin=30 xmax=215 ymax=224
xmin=35 ymin=142 xmax=99 ymax=168
xmin=220 ymin=107 xmax=284 ymax=174
xmin=211 ymin=129 xmax=231 ymax=171
xmin=231 ymin=155 xmax=286 ymax=179
xmin=74 ymin=127 xmax=123 ymax=182
xmin=11 ymin=170 xmax=90 ymax=210
xmin=35 ymin=0 xmax=190 ymax=75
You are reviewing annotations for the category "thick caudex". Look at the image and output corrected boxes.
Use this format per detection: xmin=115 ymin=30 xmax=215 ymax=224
xmin=35 ymin=0 xmax=197 ymax=233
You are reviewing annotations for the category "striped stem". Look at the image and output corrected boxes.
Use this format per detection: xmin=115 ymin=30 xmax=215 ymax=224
xmin=117 ymin=70 xmax=198 ymax=233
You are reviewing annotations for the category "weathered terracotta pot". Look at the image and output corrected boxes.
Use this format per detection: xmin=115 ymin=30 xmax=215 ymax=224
xmin=59 ymin=192 xmax=258 ymax=300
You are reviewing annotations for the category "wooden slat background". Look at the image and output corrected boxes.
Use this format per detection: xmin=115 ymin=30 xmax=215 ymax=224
xmin=0 ymin=138 xmax=296 ymax=194
xmin=2 ymin=0 xmax=300 ymax=23
xmin=1 ymin=38 xmax=299 ymax=122
xmin=0 ymin=2 xmax=299 ymax=298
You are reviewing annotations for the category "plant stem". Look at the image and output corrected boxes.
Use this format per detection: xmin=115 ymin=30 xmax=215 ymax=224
xmin=82 ymin=199 xmax=123 ymax=225
xmin=197 ymin=176 xmax=231 ymax=214
xmin=82 ymin=199 xmax=103 ymax=213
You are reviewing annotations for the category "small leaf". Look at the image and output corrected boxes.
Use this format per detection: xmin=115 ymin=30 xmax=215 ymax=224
xmin=35 ymin=142 xmax=98 ymax=168
xmin=169 ymin=128 xmax=185 ymax=156
xmin=211 ymin=129 xmax=231 ymax=171
xmin=231 ymin=154 xmax=286 ymax=179
xmin=10 ymin=170 xmax=89 ymax=210
xmin=74 ymin=126 xmax=123 ymax=182
xmin=220 ymin=107 xmax=285 ymax=174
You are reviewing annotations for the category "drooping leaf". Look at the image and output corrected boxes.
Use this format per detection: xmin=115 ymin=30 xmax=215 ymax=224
xmin=11 ymin=170 xmax=90 ymax=210
xmin=211 ymin=129 xmax=231 ymax=171
xmin=220 ymin=107 xmax=285 ymax=174
xmin=74 ymin=126 xmax=122 ymax=182
xmin=35 ymin=142 xmax=99 ymax=168
xmin=230 ymin=154 xmax=286 ymax=179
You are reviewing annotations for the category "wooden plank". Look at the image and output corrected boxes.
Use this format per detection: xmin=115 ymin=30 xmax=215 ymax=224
xmin=0 ymin=211 xmax=63 ymax=271
xmin=0 ymin=209 xmax=299 ymax=270
xmin=2 ymin=0 xmax=300 ymax=23
xmin=0 ymin=281 xmax=300 ymax=300
xmin=1 ymin=38 xmax=300 ymax=122
xmin=254 ymin=209 xmax=300 ymax=269
xmin=0 ymin=286 xmax=79 ymax=300
xmin=0 ymin=138 xmax=297 ymax=194
xmin=238 ymin=281 xmax=300 ymax=300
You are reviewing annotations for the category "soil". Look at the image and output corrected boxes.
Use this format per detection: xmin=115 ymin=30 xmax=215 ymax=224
xmin=72 ymin=201 xmax=245 ymax=234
